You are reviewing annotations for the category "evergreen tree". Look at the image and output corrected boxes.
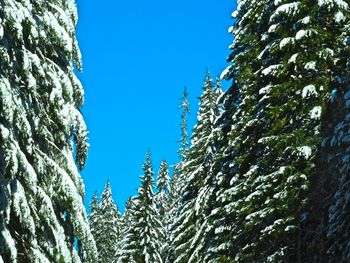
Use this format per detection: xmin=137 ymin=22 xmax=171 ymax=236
xmin=0 ymin=0 xmax=97 ymax=262
xmin=177 ymin=87 xmax=190 ymax=160
xmin=115 ymin=197 xmax=140 ymax=263
xmin=167 ymin=73 xmax=222 ymax=263
xmin=155 ymin=160 xmax=170 ymax=221
xmin=115 ymin=152 xmax=163 ymax=263
xmin=135 ymin=152 xmax=163 ymax=262
xmin=89 ymin=191 xmax=101 ymax=247
xmin=96 ymin=181 xmax=121 ymax=263
xmin=155 ymin=160 xmax=170 ymax=260
xmin=209 ymin=0 xmax=350 ymax=262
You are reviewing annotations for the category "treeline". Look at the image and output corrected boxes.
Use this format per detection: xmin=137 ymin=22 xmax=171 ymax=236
xmin=90 ymin=0 xmax=350 ymax=262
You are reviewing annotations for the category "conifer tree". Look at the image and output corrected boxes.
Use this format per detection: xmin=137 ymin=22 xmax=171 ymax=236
xmin=209 ymin=0 xmax=350 ymax=262
xmin=89 ymin=191 xmax=101 ymax=248
xmin=135 ymin=152 xmax=164 ymax=262
xmin=155 ymin=160 xmax=170 ymax=221
xmin=166 ymin=88 xmax=191 ymax=258
xmin=96 ymin=181 xmax=121 ymax=263
xmin=168 ymin=73 xmax=222 ymax=263
xmin=116 ymin=152 xmax=163 ymax=263
xmin=0 ymin=0 xmax=97 ymax=262
xmin=170 ymin=87 xmax=191 ymax=207
xmin=155 ymin=160 xmax=170 ymax=261
xmin=177 ymin=87 xmax=190 ymax=160
xmin=115 ymin=197 xmax=140 ymax=263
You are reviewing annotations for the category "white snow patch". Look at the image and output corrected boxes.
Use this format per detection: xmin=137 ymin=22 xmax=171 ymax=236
xmin=280 ymin=37 xmax=294 ymax=49
xmin=288 ymin=53 xmax=298 ymax=63
xmin=310 ymin=106 xmax=322 ymax=119
xmin=305 ymin=61 xmax=316 ymax=70
xmin=335 ymin=11 xmax=345 ymax=23
xmin=220 ymin=65 xmax=232 ymax=80
xmin=297 ymin=146 xmax=312 ymax=159
xmin=302 ymin=85 xmax=317 ymax=98
xmin=262 ymin=64 xmax=283 ymax=76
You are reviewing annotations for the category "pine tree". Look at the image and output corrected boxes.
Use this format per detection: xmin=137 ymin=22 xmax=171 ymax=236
xmin=170 ymin=87 xmax=191 ymax=208
xmin=177 ymin=87 xmax=190 ymax=160
xmin=155 ymin=160 xmax=170 ymax=221
xmin=302 ymin=1 xmax=350 ymax=262
xmin=0 ymin=0 xmax=97 ymax=262
xmin=155 ymin=160 xmax=170 ymax=261
xmin=95 ymin=181 xmax=121 ymax=263
xmin=115 ymin=197 xmax=140 ymax=263
xmin=115 ymin=152 xmax=163 ymax=263
xmin=135 ymin=152 xmax=163 ymax=262
xmin=209 ymin=0 xmax=350 ymax=262
xmin=168 ymin=73 xmax=222 ymax=263
xmin=89 ymin=191 xmax=101 ymax=248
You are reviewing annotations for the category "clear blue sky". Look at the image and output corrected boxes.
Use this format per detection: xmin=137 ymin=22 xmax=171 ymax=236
xmin=75 ymin=0 xmax=236 ymax=212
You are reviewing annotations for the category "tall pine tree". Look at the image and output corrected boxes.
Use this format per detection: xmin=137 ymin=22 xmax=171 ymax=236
xmin=116 ymin=152 xmax=163 ymax=263
xmin=0 ymin=0 xmax=97 ymax=262
xmin=167 ymin=73 xmax=222 ymax=263
xmin=94 ymin=181 xmax=121 ymax=263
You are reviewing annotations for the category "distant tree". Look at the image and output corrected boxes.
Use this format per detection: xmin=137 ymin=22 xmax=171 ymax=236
xmin=0 ymin=0 xmax=97 ymax=262
xmin=115 ymin=197 xmax=140 ymax=263
xmin=89 ymin=191 xmax=101 ymax=245
xmin=95 ymin=181 xmax=121 ymax=263
xmin=115 ymin=152 xmax=163 ymax=263
xmin=155 ymin=160 xmax=170 ymax=221
xmin=155 ymin=160 xmax=170 ymax=259
xmin=167 ymin=73 xmax=222 ymax=263
xmin=177 ymin=87 xmax=190 ymax=160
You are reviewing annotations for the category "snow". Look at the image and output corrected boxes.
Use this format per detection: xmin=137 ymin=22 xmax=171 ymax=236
xmin=335 ymin=11 xmax=345 ymax=23
xmin=300 ymin=16 xmax=311 ymax=24
xmin=270 ymin=2 xmax=300 ymax=21
xmin=232 ymin=10 xmax=239 ymax=18
xmin=304 ymin=61 xmax=316 ymax=70
xmin=262 ymin=64 xmax=283 ymax=76
xmin=288 ymin=53 xmax=298 ymax=63
xmin=302 ymin=85 xmax=317 ymax=98
xmin=279 ymin=37 xmax=294 ymax=49
xmin=297 ymin=146 xmax=312 ymax=159
xmin=220 ymin=65 xmax=232 ymax=80
xmin=318 ymin=0 xmax=348 ymax=9
xmin=295 ymin=29 xmax=312 ymax=40
xmin=259 ymin=85 xmax=273 ymax=95
xmin=268 ymin=24 xmax=278 ymax=33
xmin=310 ymin=106 xmax=322 ymax=119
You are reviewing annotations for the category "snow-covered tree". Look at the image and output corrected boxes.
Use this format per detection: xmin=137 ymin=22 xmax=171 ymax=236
xmin=93 ymin=181 xmax=121 ymax=263
xmin=115 ymin=152 xmax=163 ymax=263
xmin=0 ymin=0 xmax=97 ymax=262
xmin=208 ymin=0 xmax=350 ymax=262
xmin=155 ymin=160 xmax=170 ymax=221
xmin=167 ymin=73 xmax=222 ymax=263
xmin=89 ymin=191 xmax=101 ymax=245
xmin=135 ymin=152 xmax=164 ymax=262
xmin=115 ymin=197 xmax=140 ymax=263
xmin=177 ymin=87 xmax=190 ymax=160
xmin=154 ymin=160 xmax=170 ymax=260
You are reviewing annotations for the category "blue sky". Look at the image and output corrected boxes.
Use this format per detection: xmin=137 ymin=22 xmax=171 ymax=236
xmin=75 ymin=0 xmax=236 ymax=212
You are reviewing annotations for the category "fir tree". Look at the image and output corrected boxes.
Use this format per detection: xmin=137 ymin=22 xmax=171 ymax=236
xmin=96 ymin=181 xmax=121 ymax=263
xmin=209 ymin=0 xmax=350 ymax=262
xmin=0 ymin=0 xmax=97 ymax=262
xmin=115 ymin=152 xmax=163 ymax=263
xmin=89 ymin=191 xmax=101 ymax=247
xmin=115 ymin=197 xmax=140 ymax=263
xmin=177 ymin=87 xmax=190 ymax=160
xmin=168 ymin=73 xmax=222 ymax=263
xmin=155 ymin=160 xmax=170 ymax=221
xmin=155 ymin=160 xmax=170 ymax=260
